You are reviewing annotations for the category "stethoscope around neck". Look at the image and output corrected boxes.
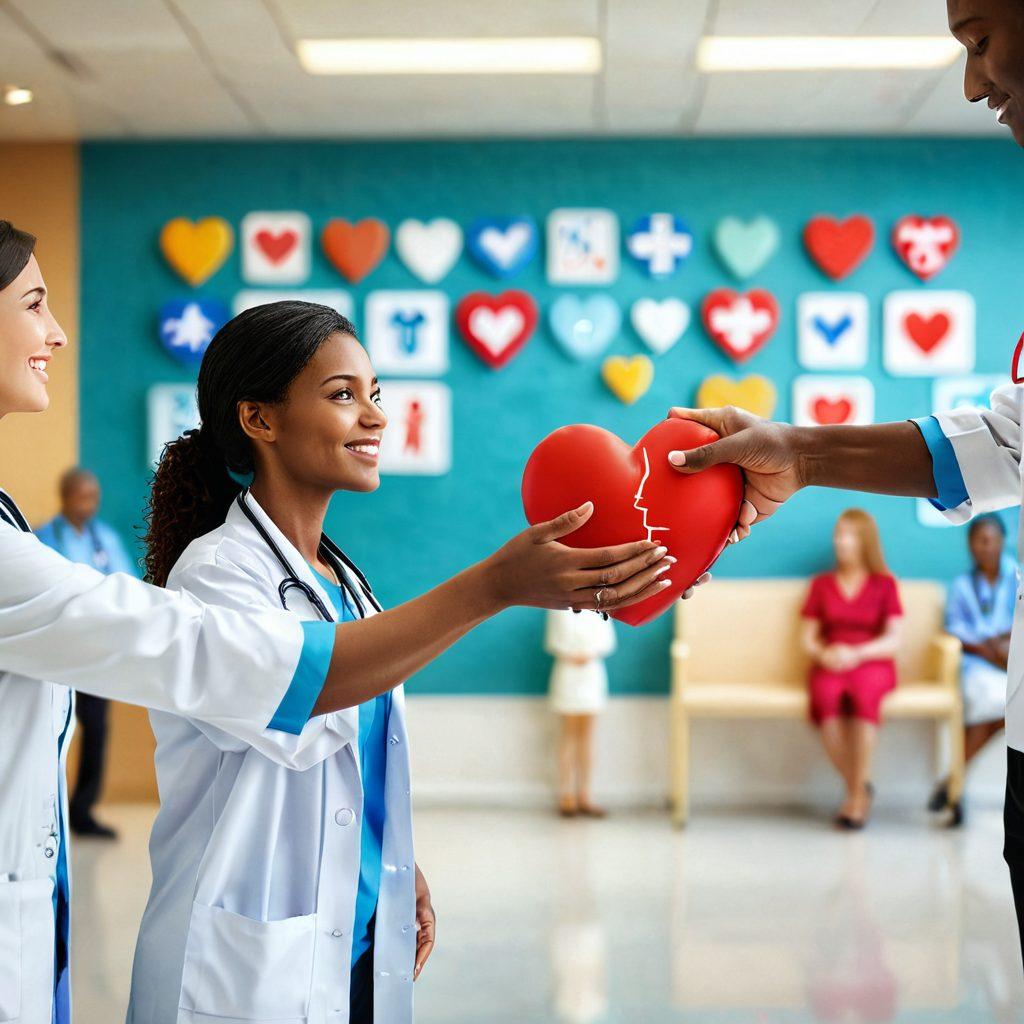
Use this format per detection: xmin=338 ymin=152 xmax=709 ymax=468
xmin=234 ymin=490 xmax=381 ymax=623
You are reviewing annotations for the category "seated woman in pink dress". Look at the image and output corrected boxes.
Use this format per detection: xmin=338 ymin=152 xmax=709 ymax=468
xmin=801 ymin=509 xmax=903 ymax=830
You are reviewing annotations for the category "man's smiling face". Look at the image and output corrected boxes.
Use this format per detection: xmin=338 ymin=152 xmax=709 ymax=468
xmin=948 ymin=0 xmax=1024 ymax=146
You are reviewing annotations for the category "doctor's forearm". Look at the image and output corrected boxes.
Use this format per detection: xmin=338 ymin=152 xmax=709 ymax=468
xmin=797 ymin=422 xmax=936 ymax=499
xmin=313 ymin=562 xmax=502 ymax=715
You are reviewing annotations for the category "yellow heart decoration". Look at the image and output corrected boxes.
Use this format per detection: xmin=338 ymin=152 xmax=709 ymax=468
xmin=159 ymin=217 xmax=234 ymax=287
xmin=602 ymin=355 xmax=654 ymax=405
xmin=696 ymin=374 xmax=777 ymax=419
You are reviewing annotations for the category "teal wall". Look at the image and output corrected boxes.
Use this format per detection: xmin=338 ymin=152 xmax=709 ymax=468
xmin=81 ymin=139 xmax=1024 ymax=695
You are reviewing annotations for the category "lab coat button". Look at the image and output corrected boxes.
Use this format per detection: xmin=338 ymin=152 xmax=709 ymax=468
xmin=331 ymin=929 xmax=343 ymax=938
xmin=334 ymin=808 xmax=355 ymax=827
xmin=389 ymin=734 xmax=400 ymax=745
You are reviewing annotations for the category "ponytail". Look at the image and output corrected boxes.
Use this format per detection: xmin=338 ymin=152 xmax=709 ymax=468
xmin=143 ymin=428 xmax=242 ymax=586
xmin=142 ymin=300 xmax=356 ymax=586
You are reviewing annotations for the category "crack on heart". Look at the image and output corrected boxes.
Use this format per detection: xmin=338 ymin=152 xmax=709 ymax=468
xmin=633 ymin=448 xmax=671 ymax=543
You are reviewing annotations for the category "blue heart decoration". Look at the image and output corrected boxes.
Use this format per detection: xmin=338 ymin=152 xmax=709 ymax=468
xmin=466 ymin=216 xmax=538 ymax=278
xmin=549 ymin=294 xmax=622 ymax=361
xmin=626 ymin=213 xmax=694 ymax=279
xmin=812 ymin=314 xmax=853 ymax=346
xmin=158 ymin=298 xmax=230 ymax=366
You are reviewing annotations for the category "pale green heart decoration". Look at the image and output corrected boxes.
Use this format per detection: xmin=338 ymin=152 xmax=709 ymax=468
xmin=713 ymin=216 xmax=780 ymax=281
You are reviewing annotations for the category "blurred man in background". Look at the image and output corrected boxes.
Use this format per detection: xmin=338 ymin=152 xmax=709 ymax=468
xmin=36 ymin=468 xmax=138 ymax=839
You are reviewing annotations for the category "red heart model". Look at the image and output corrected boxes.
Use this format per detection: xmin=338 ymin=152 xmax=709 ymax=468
xmin=521 ymin=418 xmax=743 ymax=626
xmin=904 ymin=312 xmax=950 ymax=354
xmin=322 ymin=218 xmax=390 ymax=283
xmin=456 ymin=290 xmax=538 ymax=369
xmin=892 ymin=215 xmax=959 ymax=281
xmin=701 ymin=288 xmax=779 ymax=363
xmin=803 ymin=215 xmax=875 ymax=280
xmin=255 ymin=229 xmax=298 ymax=265
xmin=812 ymin=397 xmax=853 ymax=425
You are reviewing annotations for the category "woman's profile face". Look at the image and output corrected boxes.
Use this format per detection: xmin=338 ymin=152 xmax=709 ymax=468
xmin=949 ymin=0 xmax=1024 ymax=147
xmin=833 ymin=520 xmax=864 ymax=569
xmin=0 ymin=254 xmax=67 ymax=417
xmin=252 ymin=331 xmax=388 ymax=494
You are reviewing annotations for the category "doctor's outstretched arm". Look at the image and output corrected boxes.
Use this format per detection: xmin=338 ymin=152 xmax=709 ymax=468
xmin=0 ymin=503 xmax=669 ymax=729
xmin=666 ymin=389 xmax=1024 ymax=538
xmin=312 ymin=501 xmax=672 ymax=715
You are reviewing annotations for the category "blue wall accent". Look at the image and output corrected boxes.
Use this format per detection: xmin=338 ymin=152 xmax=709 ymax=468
xmin=80 ymin=139 xmax=1024 ymax=695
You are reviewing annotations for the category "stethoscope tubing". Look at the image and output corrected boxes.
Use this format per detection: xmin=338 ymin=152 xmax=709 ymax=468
xmin=234 ymin=491 xmax=380 ymax=623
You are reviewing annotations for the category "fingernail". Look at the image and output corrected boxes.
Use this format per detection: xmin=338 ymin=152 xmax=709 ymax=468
xmin=668 ymin=451 xmax=685 ymax=466
xmin=665 ymin=556 xmax=677 ymax=564
xmin=658 ymin=579 xmax=671 ymax=587
xmin=654 ymin=546 xmax=668 ymax=558
xmin=577 ymin=501 xmax=593 ymax=514
xmin=653 ymin=562 xmax=672 ymax=577
xmin=730 ymin=530 xmax=739 ymax=543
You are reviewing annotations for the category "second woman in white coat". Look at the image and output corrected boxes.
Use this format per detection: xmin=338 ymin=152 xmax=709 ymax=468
xmin=127 ymin=301 xmax=677 ymax=1024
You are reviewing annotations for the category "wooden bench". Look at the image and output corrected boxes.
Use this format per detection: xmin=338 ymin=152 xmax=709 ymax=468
xmin=669 ymin=579 xmax=963 ymax=826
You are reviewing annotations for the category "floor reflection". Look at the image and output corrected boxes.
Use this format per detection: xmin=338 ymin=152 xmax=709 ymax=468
xmin=71 ymin=803 xmax=1024 ymax=1022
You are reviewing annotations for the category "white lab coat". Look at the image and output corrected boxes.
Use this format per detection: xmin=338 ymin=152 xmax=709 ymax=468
xmin=0 ymin=488 xmax=323 ymax=1024
xmin=127 ymin=494 xmax=415 ymax=1024
xmin=929 ymin=384 xmax=1024 ymax=751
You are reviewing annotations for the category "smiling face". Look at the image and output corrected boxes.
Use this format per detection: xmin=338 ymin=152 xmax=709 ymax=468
xmin=948 ymin=0 xmax=1024 ymax=145
xmin=243 ymin=331 xmax=388 ymax=494
xmin=0 ymin=255 xmax=68 ymax=416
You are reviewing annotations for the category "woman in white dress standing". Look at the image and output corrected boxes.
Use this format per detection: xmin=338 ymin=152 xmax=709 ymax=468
xmin=546 ymin=609 xmax=619 ymax=817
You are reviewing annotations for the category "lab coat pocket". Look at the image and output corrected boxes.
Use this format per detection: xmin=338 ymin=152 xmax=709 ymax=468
xmin=179 ymin=900 xmax=316 ymax=1022
xmin=0 ymin=876 xmax=54 ymax=1023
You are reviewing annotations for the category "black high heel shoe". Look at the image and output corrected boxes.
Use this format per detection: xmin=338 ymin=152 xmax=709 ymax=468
xmin=835 ymin=782 xmax=874 ymax=831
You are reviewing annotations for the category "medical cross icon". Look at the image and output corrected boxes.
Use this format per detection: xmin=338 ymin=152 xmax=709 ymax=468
xmin=710 ymin=297 xmax=771 ymax=353
xmin=627 ymin=214 xmax=693 ymax=279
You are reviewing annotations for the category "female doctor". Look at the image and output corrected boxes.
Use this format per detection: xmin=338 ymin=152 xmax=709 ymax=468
xmin=669 ymin=0 xmax=1024 ymax=958
xmin=0 ymin=222 xmax=668 ymax=1022
xmin=126 ymin=301 xmax=677 ymax=1023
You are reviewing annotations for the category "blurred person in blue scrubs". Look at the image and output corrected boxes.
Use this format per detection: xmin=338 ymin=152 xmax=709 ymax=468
xmin=931 ymin=514 xmax=1018 ymax=824
xmin=36 ymin=468 xmax=138 ymax=839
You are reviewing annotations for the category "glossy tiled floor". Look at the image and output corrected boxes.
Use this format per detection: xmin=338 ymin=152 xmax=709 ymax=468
xmin=72 ymin=801 xmax=1024 ymax=1022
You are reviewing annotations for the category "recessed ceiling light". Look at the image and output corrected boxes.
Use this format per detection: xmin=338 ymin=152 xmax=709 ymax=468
xmin=696 ymin=36 xmax=962 ymax=72
xmin=4 ymin=85 xmax=33 ymax=106
xmin=296 ymin=37 xmax=602 ymax=75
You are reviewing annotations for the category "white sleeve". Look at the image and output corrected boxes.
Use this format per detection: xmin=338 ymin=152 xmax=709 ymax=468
xmin=0 ymin=524 xmax=327 ymax=737
xmin=930 ymin=383 xmax=1023 ymax=524
xmin=168 ymin=552 xmax=358 ymax=769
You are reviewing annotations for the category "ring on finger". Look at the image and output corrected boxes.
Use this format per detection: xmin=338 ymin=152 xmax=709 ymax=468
xmin=594 ymin=587 xmax=611 ymax=610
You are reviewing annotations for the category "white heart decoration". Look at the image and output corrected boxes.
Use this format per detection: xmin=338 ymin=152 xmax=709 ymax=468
xmin=468 ymin=306 xmax=525 ymax=357
xmin=395 ymin=218 xmax=463 ymax=284
xmin=630 ymin=298 xmax=690 ymax=355
xmin=479 ymin=224 xmax=533 ymax=271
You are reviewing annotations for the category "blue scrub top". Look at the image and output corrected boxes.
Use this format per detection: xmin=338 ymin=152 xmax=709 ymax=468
xmin=310 ymin=567 xmax=390 ymax=966
xmin=35 ymin=515 xmax=139 ymax=577
xmin=946 ymin=554 xmax=1020 ymax=676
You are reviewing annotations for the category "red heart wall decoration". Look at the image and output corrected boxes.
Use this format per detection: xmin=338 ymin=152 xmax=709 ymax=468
xmin=904 ymin=312 xmax=951 ymax=354
xmin=321 ymin=218 xmax=390 ymax=283
xmin=701 ymin=288 xmax=779 ymax=363
xmin=811 ymin=397 xmax=853 ymax=425
xmin=892 ymin=215 xmax=959 ymax=281
xmin=803 ymin=215 xmax=875 ymax=280
xmin=521 ymin=418 xmax=743 ymax=626
xmin=456 ymin=290 xmax=538 ymax=368
xmin=255 ymin=229 xmax=298 ymax=265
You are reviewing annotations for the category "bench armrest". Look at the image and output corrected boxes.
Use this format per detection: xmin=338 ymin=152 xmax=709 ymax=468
xmin=670 ymin=640 xmax=690 ymax=697
xmin=928 ymin=633 xmax=963 ymax=689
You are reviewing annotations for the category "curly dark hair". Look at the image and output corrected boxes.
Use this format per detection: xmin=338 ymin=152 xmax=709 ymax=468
xmin=0 ymin=220 xmax=36 ymax=291
xmin=143 ymin=301 xmax=356 ymax=586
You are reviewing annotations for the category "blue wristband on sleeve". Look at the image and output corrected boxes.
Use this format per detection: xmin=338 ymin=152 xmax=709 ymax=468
xmin=268 ymin=621 xmax=336 ymax=734
xmin=913 ymin=415 xmax=969 ymax=512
